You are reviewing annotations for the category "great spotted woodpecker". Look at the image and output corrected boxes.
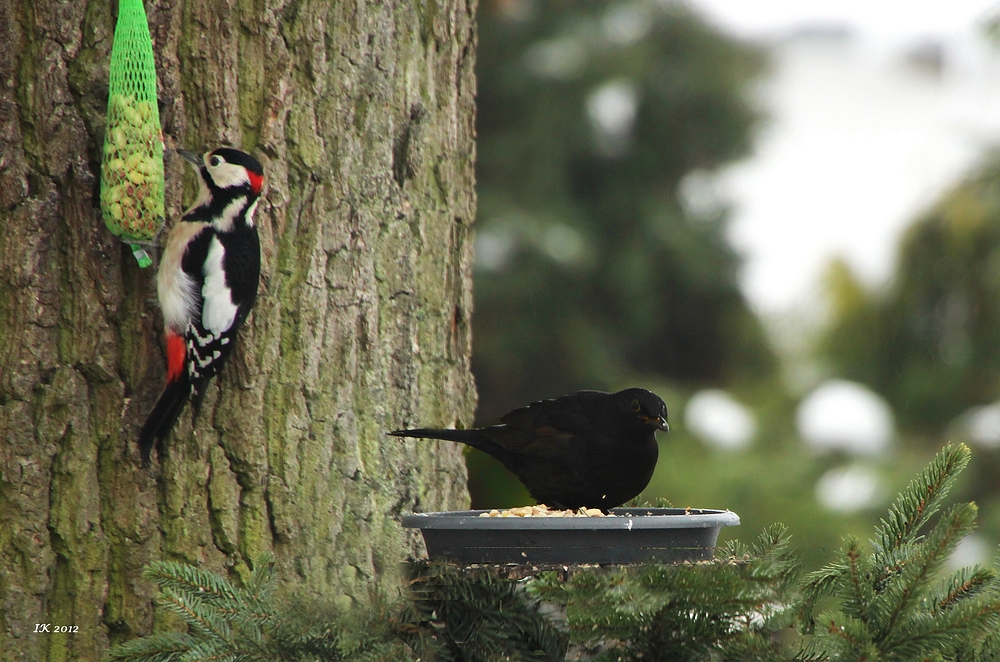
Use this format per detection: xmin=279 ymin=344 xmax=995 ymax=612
xmin=139 ymin=147 xmax=264 ymax=464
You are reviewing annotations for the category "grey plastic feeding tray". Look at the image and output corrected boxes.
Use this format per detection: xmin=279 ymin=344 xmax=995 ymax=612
xmin=403 ymin=508 xmax=740 ymax=564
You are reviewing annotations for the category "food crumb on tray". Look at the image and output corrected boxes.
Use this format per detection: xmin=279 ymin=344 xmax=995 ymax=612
xmin=478 ymin=504 xmax=612 ymax=518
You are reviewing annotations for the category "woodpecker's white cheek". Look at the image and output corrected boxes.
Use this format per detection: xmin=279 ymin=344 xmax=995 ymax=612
xmin=201 ymin=237 xmax=240 ymax=334
xmin=209 ymin=162 xmax=250 ymax=189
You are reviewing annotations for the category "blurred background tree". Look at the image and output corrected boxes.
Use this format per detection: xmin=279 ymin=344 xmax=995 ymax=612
xmin=818 ymin=155 xmax=1000 ymax=437
xmin=473 ymin=0 xmax=775 ymax=426
xmin=815 ymin=153 xmax=1000 ymax=549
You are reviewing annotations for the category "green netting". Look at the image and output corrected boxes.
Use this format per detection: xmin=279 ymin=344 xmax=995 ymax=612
xmin=100 ymin=0 xmax=164 ymax=267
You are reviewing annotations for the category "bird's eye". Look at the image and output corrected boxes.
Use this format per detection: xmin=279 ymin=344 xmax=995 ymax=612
xmin=631 ymin=400 xmax=640 ymax=412
xmin=209 ymin=155 xmax=222 ymax=167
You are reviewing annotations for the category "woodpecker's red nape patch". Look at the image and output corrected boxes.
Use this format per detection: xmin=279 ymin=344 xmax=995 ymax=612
xmin=165 ymin=332 xmax=186 ymax=383
xmin=248 ymin=171 xmax=264 ymax=196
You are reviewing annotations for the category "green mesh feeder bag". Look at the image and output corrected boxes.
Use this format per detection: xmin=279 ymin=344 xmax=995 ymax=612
xmin=100 ymin=0 xmax=164 ymax=268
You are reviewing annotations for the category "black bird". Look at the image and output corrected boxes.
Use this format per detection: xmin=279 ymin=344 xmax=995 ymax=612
xmin=390 ymin=388 xmax=668 ymax=510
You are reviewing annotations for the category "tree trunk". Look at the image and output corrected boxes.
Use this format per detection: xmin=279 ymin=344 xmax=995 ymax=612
xmin=0 ymin=0 xmax=477 ymax=659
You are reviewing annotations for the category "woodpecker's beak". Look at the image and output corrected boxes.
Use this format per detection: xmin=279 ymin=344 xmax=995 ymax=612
xmin=177 ymin=149 xmax=204 ymax=167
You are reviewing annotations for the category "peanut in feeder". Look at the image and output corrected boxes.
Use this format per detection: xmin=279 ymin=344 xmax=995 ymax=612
xmin=100 ymin=0 xmax=164 ymax=268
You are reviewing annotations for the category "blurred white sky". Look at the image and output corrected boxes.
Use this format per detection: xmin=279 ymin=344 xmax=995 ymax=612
xmin=685 ymin=0 xmax=1000 ymax=315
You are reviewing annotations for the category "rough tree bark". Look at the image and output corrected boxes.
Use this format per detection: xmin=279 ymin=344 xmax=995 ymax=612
xmin=0 ymin=0 xmax=478 ymax=659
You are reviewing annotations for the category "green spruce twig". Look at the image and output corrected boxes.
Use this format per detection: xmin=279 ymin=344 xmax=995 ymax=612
xmin=872 ymin=442 xmax=970 ymax=558
xmin=797 ymin=443 xmax=1000 ymax=661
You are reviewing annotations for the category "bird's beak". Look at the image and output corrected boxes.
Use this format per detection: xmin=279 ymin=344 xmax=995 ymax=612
xmin=177 ymin=149 xmax=204 ymax=167
xmin=642 ymin=415 xmax=670 ymax=432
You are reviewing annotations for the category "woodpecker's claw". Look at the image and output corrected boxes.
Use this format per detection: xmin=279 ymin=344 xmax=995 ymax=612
xmin=177 ymin=149 xmax=204 ymax=166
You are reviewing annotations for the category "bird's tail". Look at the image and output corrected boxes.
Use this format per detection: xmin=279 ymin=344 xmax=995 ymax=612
xmin=139 ymin=374 xmax=191 ymax=465
xmin=389 ymin=428 xmax=483 ymax=445
xmin=391 ymin=426 xmax=524 ymax=478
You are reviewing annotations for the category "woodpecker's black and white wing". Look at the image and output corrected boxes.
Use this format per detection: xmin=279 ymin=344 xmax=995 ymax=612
xmin=185 ymin=230 xmax=260 ymax=414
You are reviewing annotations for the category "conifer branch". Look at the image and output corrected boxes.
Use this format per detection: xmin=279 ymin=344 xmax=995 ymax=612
xmin=801 ymin=563 xmax=847 ymax=595
xmin=880 ymin=597 xmax=1000 ymax=660
xmin=142 ymin=562 xmax=245 ymax=607
xmin=877 ymin=502 xmax=977 ymax=639
xmin=158 ymin=587 xmax=233 ymax=644
xmin=104 ymin=633 xmax=199 ymax=662
xmin=933 ymin=566 xmax=997 ymax=612
xmin=843 ymin=539 xmax=875 ymax=627
xmin=872 ymin=443 xmax=969 ymax=559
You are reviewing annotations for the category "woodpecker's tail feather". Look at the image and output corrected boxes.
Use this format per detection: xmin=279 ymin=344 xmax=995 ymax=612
xmin=190 ymin=381 xmax=209 ymax=420
xmin=139 ymin=375 xmax=192 ymax=465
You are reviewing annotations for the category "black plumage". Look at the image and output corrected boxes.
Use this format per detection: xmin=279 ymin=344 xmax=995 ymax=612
xmin=391 ymin=388 xmax=669 ymax=510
